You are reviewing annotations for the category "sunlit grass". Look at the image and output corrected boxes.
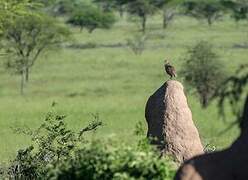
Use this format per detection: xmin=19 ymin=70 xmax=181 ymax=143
xmin=0 ymin=15 xmax=246 ymax=163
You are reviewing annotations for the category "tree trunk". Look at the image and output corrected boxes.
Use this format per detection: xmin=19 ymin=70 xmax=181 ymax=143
xmin=25 ymin=67 xmax=29 ymax=82
xmin=20 ymin=70 xmax=25 ymax=95
xmin=142 ymin=15 xmax=146 ymax=33
xmin=207 ymin=17 xmax=212 ymax=26
xmin=201 ymin=94 xmax=209 ymax=108
xmin=163 ymin=11 xmax=167 ymax=29
xmin=118 ymin=6 xmax=124 ymax=18
xmin=88 ymin=26 xmax=95 ymax=33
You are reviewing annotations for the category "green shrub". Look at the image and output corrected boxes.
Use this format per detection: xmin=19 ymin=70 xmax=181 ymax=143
xmin=180 ymin=41 xmax=226 ymax=108
xmin=47 ymin=141 xmax=175 ymax=180
xmin=4 ymin=110 xmax=102 ymax=179
xmin=2 ymin=110 xmax=175 ymax=179
xmin=126 ymin=34 xmax=147 ymax=55
xmin=67 ymin=4 xmax=116 ymax=33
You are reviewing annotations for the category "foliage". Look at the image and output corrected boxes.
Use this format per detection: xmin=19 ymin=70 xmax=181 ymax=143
xmin=183 ymin=0 xmax=224 ymax=26
xmin=0 ymin=12 xmax=70 ymax=94
xmin=93 ymin=0 xmax=129 ymax=17
xmin=2 ymin=109 xmax=175 ymax=179
xmin=67 ymin=4 xmax=116 ymax=33
xmin=33 ymin=0 xmax=91 ymax=16
xmin=93 ymin=0 xmax=115 ymax=12
xmin=0 ymin=0 xmax=39 ymax=33
xmin=126 ymin=34 xmax=147 ymax=55
xmin=111 ymin=0 xmax=130 ymax=17
xmin=32 ymin=0 xmax=57 ymax=6
xmin=180 ymin=41 xmax=226 ymax=108
xmin=47 ymin=141 xmax=175 ymax=180
xmin=152 ymin=0 xmax=183 ymax=29
xmin=134 ymin=120 xmax=146 ymax=136
xmin=49 ymin=0 xmax=83 ymax=16
xmin=4 ymin=110 xmax=102 ymax=179
xmin=221 ymin=0 xmax=248 ymax=22
xmin=215 ymin=64 xmax=248 ymax=127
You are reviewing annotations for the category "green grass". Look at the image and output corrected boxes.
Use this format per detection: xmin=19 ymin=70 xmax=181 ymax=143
xmin=0 ymin=15 xmax=246 ymax=163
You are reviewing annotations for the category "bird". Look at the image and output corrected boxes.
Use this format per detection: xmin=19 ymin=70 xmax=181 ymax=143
xmin=164 ymin=60 xmax=177 ymax=79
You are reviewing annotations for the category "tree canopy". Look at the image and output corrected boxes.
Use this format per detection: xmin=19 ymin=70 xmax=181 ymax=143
xmin=180 ymin=41 xmax=226 ymax=108
xmin=183 ymin=0 xmax=224 ymax=26
xmin=67 ymin=4 xmax=116 ymax=33
xmin=0 ymin=7 xmax=70 ymax=94
xmin=0 ymin=0 xmax=39 ymax=32
xmin=221 ymin=0 xmax=248 ymax=22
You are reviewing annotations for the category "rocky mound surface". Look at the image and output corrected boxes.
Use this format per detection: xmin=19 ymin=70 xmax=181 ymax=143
xmin=145 ymin=80 xmax=203 ymax=162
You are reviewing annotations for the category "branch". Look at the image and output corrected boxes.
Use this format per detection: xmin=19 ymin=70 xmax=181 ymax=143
xmin=28 ymin=45 xmax=46 ymax=68
xmin=79 ymin=114 xmax=103 ymax=138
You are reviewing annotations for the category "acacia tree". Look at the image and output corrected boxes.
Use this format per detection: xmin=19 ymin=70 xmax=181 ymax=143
xmin=93 ymin=0 xmax=114 ymax=12
xmin=221 ymin=0 xmax=248 ymax=23
xmin=113 ymin=0 xmax=129 ymax=17
xmin=180 ymin=41 xmax=226 ymax=108
xmin=183 ymin=0 xmax=224 ymax=26
xmin=93 ymin=0 xmax=128 ymax=17
xmin=1 ymin=13 xmax=70 ymax=94
xmin=152 ymin=0 xmax=182 ymax=29
xmin=67 ymin=4 xmax=116 ymax=33
xmin=127 ymin=0 xmax=156 ymax=33
xmin=0 ymin=0 xmax=36 ymax=29
xmin=33 ymin=0 xmax=86 ymax=16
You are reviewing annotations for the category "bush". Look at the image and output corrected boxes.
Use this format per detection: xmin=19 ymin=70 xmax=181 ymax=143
xmin=4 ymin=110 xmax=102 ymax=179
xmin=67 ymin=4 xmax=116 ymax=33
xmin=47 ymin=141 xmax=175 ymax=180
xmin=180 ymin=41 xmax=226 ymax=108
xmin=126 ymin=34 xmax=147 ymax=55
xmin=2 ymin=110 xmax=175 ymax=179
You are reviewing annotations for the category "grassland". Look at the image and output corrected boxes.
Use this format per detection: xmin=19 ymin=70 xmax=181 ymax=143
xmin=0 ymin=15 xmax=247 ymax=163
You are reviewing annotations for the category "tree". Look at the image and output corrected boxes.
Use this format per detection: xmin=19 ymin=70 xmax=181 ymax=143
xmin=0 ymin=0 xmax=38 ymax=31
xmin=127 ymin=0 xmax=156 ymax=33
xmin=126 ymin=33 xmax=147 ymax=55
xmin=113 ymin=0 xmax=129 ymax=17
xmin=50 ymin=0 xmax=80 ymax=16
xmin=221 ymin=0 xmax=248 ymax=23
xmin=67 ymin=4 xmax=116 ymax=33
xmin=32 ymin=0 xmax=57 ymax=6
xmin=180 ymin=41 xmax=226 ymax=108
xmin=33 ymin=0 xmax=84 ymax=16
xmin=152 ymin=0 xmax=182 ymax=29
xmin=93 ymin=0 xmax=129 ymax=17
xmin=93 ymin=0 xmax=115 ymax=12
xmin=0 ymin=13 xmax=70 ymax=94
xmin=183 ymin=0 xmax=224 ymax=26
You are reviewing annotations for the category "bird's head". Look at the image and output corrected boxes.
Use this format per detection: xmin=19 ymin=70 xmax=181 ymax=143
xmin=164 ymin=59 xmax=170 ymax=65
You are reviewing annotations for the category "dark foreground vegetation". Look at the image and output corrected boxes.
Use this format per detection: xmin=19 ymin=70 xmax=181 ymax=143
xmin=0 ymin=110 xmax=175 ymax=179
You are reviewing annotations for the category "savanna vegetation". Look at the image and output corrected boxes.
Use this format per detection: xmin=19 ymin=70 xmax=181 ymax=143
xmin=0 ymin=0 xmax=247 ymax=179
